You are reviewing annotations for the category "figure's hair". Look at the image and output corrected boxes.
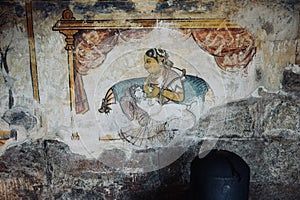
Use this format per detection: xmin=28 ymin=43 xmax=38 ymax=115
xmin=145 ymin=48 xmax=174 ymax=69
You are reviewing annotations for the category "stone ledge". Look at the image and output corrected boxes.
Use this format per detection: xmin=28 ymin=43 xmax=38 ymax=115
xmin=0 ymin=138 xmax=299 ymax=199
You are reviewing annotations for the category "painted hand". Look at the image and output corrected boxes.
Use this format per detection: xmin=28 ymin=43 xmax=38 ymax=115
xmin=146 ymin=84 xmax=160 ymax=98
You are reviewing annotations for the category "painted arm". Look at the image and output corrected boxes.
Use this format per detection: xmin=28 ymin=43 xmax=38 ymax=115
xmin=161 ymin=88 xmax=184 ymax=102
xmin=144 ymin=84 xmax=184 ymax=102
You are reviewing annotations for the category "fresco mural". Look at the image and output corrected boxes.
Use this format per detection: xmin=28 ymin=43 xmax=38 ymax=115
xmin=0 ymin=2 xmax=39 ymax=149
xmin=98 ymin=48 xmax=209 ymax=148
xmin=0 ymin=5 xmax=18 ymax=147
xmin=51 ymin=8 xmax=256 ymax=171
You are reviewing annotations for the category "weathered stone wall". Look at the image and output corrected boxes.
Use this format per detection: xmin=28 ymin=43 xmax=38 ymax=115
xmin=0 ymin=0 xmax=299 ymax=199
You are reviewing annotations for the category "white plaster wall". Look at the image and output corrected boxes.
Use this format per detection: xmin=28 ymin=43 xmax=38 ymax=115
xmin=15 ymin=1 xmax=299 ymax=141
xmin=33 ymin=10 xmax=72 ymax=137
xmin=0 ymin=7 xmax=34 ymax=140
xmin=0 ymin=1 xmax=299 ymax=171
xmin=233 ymin=1 xmax=299 ymax=91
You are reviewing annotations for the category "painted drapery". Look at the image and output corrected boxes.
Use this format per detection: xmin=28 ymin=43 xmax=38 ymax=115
xmin=74 ymin=28 xmax=256 ymax=114
xmin=74 ymin=30 xmax=118 ymax=114
xmin=192 ymin=29 xmax=256 ymax=70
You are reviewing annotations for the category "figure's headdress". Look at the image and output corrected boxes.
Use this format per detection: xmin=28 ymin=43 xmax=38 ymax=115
xmin=145 ymin=48 xmax=168 ymax=62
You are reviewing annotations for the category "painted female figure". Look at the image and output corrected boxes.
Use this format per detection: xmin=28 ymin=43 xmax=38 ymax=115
xmin=118 ymin=48 xmax=195 ymax=147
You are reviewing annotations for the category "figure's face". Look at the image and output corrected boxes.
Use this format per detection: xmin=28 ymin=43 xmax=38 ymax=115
xmin=144 ymin=55 xmax=162 ymax=74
